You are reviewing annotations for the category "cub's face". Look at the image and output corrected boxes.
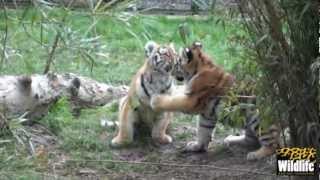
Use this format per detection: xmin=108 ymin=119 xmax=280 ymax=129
xmin=145 ymin=41 xmax=176 ymax=74
xmin=174 ymin=42 xmax=203 ymax=81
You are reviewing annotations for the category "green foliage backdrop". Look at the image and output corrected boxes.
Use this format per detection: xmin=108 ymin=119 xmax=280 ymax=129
xmin=237 ymin=0 xmax=319 ymax=150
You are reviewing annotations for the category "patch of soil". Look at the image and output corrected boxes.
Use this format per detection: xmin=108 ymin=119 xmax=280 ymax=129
xmin=107 ymin=146 xmax=285 ymax=180
xmin=97 ymin=126 xmax=289 ymax=180
xmin=28 ymin=123 xmax=292 ymax=180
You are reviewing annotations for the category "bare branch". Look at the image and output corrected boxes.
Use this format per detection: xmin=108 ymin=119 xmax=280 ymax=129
xmin=262 ymin=0 xmax=289 ymax=55
xmin=43 ymin=32 xmax=60 ymax=74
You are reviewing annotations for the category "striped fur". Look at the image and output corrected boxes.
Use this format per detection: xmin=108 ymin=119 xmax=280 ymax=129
xmin=151 ymin=42 xmax=235 ymax=152
xmin=111 ymin=41 xmax=177 ymax=147
xmin=185 ymin=98 xmax=221 ymax=152
xmin=224 ymin=112 xmax=281 ymax=161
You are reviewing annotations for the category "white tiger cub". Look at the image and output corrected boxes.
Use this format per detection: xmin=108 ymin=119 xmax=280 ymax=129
xmin=111 ymin=41 xmax=177 ymax=147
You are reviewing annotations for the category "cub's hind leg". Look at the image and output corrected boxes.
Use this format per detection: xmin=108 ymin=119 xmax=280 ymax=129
xmin=224 ymin=113 xmax=261 ymax=148
xmin=152 ymin=112 xmax=173 ymax=144
xmin=247 ymin=125 xmax=280 ymax=160
xmin=247 ymin=145 xmax=276 ymax=161
xmin=111 ymin=96 xmax=138 ymax=147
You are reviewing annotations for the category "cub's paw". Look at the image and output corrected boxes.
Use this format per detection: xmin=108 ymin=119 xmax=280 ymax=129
xmin=246 ymin=146 xmax=275 ymax=161
xmin=150 ymin=95 xmax=163 ymax=111
xmin=159 ymin=134 xmax=173 ymax=144
xmin=110 ymin=137 xmax=131 ymax=148
xmin=246 ymin=151 xmax=259 ymax=161
xmin=222 ymin=135 xmax=233 ymax=147
xmin=183 ymin=141 xmax=207 ymax=152
xmin=223 ymin=135 xmax=246 ymax=147
xmin=152 ymin=134 xmax=173 ymax=144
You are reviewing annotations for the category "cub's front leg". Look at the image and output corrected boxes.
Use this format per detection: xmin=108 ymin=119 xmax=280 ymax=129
xmin=150 ymin=94 xmax=198 ymax=113
xmin=184 ymin=113 xmax=217 ymax=152
xmin=151 ymin=112 xmax=173 ymax=144
xmin=111 ymin=97 xmax=137 ymax=147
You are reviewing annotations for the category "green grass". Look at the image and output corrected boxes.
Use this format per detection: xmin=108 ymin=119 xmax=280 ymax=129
xmin=0 ymin=7 xmax=248 ymax=179
xmin=0 ymin=8 xmax=246 ymax=82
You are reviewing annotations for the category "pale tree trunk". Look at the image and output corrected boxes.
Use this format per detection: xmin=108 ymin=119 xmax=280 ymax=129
xmin=0 ymin=73 xmax=128 ymax=120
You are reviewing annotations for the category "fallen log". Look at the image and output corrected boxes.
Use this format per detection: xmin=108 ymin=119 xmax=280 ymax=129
xmin=0 ymin=73 xmax=128 ymax=120
xmin=0 ymin=0 xmax=99 ymax=8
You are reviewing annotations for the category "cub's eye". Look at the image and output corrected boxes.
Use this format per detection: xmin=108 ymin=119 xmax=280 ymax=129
xmin=153 ymin=54 xmax=160 ymax=64
xmin=194 ymin=42 xmax=202 ymax=48
xmin=159 ymin=48 xmax=167 ymax=54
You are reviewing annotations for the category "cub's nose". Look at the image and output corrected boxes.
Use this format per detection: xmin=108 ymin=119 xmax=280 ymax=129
xmin=176 ymin=76 xmax=184 ymax=81
xmin=165 ymin=65 xmax=171 ymax=72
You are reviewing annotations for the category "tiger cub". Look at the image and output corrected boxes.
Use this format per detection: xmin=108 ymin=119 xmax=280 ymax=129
xmin=226 ymin=116 xmax=320 ymax=161
xmin=111 ymin=41 xmax=177 ymax=147
xmin=151 ymin=42 xmax=235 ymax=152
xmin=223 ymin=112 xmax=281 ymax=160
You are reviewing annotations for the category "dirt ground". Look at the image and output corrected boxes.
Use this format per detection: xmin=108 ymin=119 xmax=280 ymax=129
xmin=33 ymin=121 xmax=294 ymax=180
xmin=104 ymin=134 xmax=288 ymax=180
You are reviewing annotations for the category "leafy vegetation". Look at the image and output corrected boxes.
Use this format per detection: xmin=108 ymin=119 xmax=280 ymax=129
xmin=0 ymin=5 xmax=250 ymax=178
xmin=1 ymin=1 xmax=317 ymax=179
xmin=237 ymin=0 xmax=319 ymax=148
xmin=0 ymin=7 xmax=246 ymax=81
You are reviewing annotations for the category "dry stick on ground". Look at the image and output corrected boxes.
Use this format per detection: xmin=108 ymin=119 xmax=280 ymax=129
xmin=43 ymin=32 xmax=61 ymax=74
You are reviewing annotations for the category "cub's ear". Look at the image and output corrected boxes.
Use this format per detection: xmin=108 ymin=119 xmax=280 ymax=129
xmin=192 ymin=41 xmax=202 ymax=49
xmin=145 ymin=41 xmax=158 ymax=58
xmin=185 ymin=47 xmax=193 ymax=62
xmin=168 ymin=42 xmax=176 ymax=54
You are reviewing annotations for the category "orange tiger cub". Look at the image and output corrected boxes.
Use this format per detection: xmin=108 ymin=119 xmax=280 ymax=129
xmin=151 ymin=41 xmax=235 ymax=114
xmin=150 ymin=42 xmax=235 ymax=152
xmin=111 ymin=41 xmax=176 ymax=147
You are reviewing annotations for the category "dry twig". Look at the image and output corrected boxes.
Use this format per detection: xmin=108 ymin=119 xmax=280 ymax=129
xmin=43 ymin=32 xmax=60 ymax=74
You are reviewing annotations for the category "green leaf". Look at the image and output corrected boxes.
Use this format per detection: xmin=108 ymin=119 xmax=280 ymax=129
xmin=178 ymin=22 xmax=190 ymax=45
